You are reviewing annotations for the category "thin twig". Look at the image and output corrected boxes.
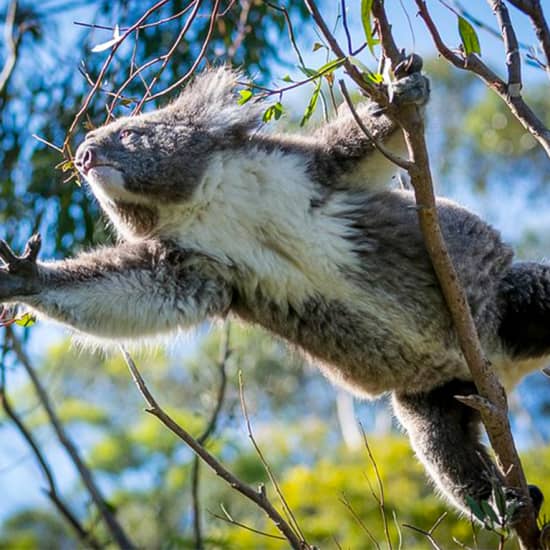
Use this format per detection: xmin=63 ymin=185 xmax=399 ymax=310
xmin=191 ymin=322 xmax=230 ymax=550
xmin=402 ymin=512 xmax=447 ymax=550
xmin=338 ymin=79 xmax=411 ymax=170
xmin=119 ymin=346 xmax=309 ymax=550
xmin=359 ymin=425 xmax=392 ymax=550
xmin=210 ymin=504 xmax=286 ymax=540
xmin=0 ymin=345 xmax=101 ymax=549
xmin=7 ymin=329 xmax=135 ymax=550
xmin=64 ymin=0 xmax=172 ymax=149
xmin=339 ymin=495 xmax=381 ymax=549
xmin=237 ymin=370 xmax=306 ymax=542
xmin=131 ymin=0 xmax=204 ymax=113
xmin=0 ymin=0 xmax=19 ymax=95
xmin=266 ymin=2 xmax=308 ymax=69
xmin=138 ymin=0 xmax=222 ymax=106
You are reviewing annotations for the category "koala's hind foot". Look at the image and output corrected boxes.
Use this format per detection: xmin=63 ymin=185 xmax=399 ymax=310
xmin=0 ymin=234 xmax=42 ymax=300
xmin=393 ymin=379 xmax=543 ymax=526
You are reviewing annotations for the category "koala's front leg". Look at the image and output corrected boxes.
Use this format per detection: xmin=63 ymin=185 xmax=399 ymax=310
xmin=306 ymin=54 xmax=429 ymax=188
xmin=1 ymin=236 xmax=232 ymax=340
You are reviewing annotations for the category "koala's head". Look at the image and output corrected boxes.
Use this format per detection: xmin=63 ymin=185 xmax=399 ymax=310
xmin=74 ymin=67 xmax=260 ymax=234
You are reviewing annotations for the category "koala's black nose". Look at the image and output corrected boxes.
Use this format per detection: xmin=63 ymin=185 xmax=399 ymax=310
xmin=74 ymin=144 xmax=97 ymax=176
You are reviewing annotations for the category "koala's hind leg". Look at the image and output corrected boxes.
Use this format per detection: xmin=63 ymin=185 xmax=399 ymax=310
xmin=392 ymin=379 xmax=542 ymax=522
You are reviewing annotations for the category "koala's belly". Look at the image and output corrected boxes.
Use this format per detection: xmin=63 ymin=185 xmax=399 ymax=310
xmin=233 ymin=293 xmax=471 ymax=397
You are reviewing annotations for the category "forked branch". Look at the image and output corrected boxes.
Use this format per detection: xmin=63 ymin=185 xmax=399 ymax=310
xmin=119 ymin=346 xmax=312 ymax=550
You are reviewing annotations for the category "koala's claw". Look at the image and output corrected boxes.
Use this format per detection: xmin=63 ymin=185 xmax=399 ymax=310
xmin=0 ymin=234 xmax=42 ymax=299
xmin=388 ymin=71 xmax=430 ymax=107
xmin=503 ymin=484 xmax=544 ymax=525
xmin=394 ymin=53 xmax=423 ymax=79
xmin=23 ymin=233 xmax=42 ymax=262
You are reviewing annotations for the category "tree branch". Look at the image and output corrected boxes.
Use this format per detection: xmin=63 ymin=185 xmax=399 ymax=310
xmin=508 ymin=0 xmax=550 ymax=76
xmin=191 ymin=322 xmax=230 ymax=550
xmin=119 ymin=346 xmax=312 ymax=550
xmin=0 ymin=360 xmax=101 ymax=549
xmin=305 ymin=0 xmax=543 ymax=547
xmin=0 ymin=0 xmax=21 ymax=96
xmin=7 ymin=328 xmax=135 ymax=550
xmin=488 ymin=0 xmax=522 ymax=94
xmin=415 ymin=0 xmax=550 ymax=157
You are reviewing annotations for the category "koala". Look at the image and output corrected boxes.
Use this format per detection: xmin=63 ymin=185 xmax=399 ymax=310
xmin=0 ymin=63 xmax=545 ymax=522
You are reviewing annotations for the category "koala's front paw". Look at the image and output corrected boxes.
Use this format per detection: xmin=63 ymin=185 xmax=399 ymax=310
xmin=502 ymin=484 xmax=544 ymax=526
xmin=388 ymin=53 xmax=430 ymax=107
xmin=0 ymin=235 xmax=42 ymax=300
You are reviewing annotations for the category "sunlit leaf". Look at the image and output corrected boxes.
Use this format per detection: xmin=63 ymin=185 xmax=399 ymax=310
xmin=458 ymin=16 xmax=481 ymax=56
xmin=300 ymin=80 xmax=321 ymax=127
xmin=361 ymin=0 xmax=379 ymax=55
xmin=262 ymin=102 xmax=284 ymax=123
xmin=14 ymin=313 xmax=36 ymax=328
xmin=238 ymin=89 xmax=253 ymax=105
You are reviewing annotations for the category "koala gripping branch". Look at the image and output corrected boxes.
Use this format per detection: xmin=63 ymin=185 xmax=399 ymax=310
xmin=304 ymin=0 xmax=542 ymax=548
xmin=369 ymin=2 xmax=542 ymax=549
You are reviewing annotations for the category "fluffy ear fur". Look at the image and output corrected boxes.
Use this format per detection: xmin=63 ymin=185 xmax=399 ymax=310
xmin=168 ymin=66 xmax=262 ymax=136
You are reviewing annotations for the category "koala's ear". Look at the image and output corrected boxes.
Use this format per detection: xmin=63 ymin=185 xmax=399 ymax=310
xmin=168 ymin=66 xmax=262 ymax=137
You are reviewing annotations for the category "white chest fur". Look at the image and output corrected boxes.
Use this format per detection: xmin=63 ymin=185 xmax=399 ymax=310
xmin=161 ymin=149 xmax=363 ymax=308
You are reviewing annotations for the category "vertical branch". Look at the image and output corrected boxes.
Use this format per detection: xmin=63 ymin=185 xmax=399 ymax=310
xmin=488 ymin=0 xmax=522 ymax=94
xmin=370 ymin=2 xmax=540 ymax=547
xmin=304 ymin=0 xmax=542 ymax=547
xmin=7 ymin=328 xmax=135 ymax=550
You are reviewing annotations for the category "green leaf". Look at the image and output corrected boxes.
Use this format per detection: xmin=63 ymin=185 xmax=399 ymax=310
xmin=15 ymin=313 xmax=36 ymax=328
xmin=312 ymin=42 xmax=324 ymax=52
xmin=366 ymin=72 xmax=384 ymax=84
xmin=262 ymin=102 xmax=284 ymax=123
xmin=282 ymin=74 xmax=293 ymax=83
xmin=60 ymin=160 xmax=74 ymax=173
xmin=299 ymin=58 xmax=345 ymax=81
xmin=300 ymin=80 xmax=321 ymax=127
xmin=361 ymin=0 xmax=379 ymax=55
xmin=493 ymin=485 xmax=507 ymax=517
xmin=348 ymin=56 xmax=382 ymax=83
xmin=238 ymin=89 xmax=253 ymax=105
xmin=465 ymin=495 xmax=485 ymax=522
xmin=480 ymin=499 xmax=499 ymax=526
xmin=458 ymin=16 xmax=481 ymax=55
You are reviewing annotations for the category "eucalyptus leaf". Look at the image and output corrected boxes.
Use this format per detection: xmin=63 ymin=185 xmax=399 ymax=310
xmin=458 ymin=16 xmax=481 ymax=55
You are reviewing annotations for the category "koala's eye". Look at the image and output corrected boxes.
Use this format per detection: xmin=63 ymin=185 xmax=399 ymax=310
xmin=118 ymin=129 xmax=136 ymax=141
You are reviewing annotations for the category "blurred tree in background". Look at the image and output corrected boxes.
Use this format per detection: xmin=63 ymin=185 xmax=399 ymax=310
xmin=1 ymin=0 xmax=549 ymax=548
